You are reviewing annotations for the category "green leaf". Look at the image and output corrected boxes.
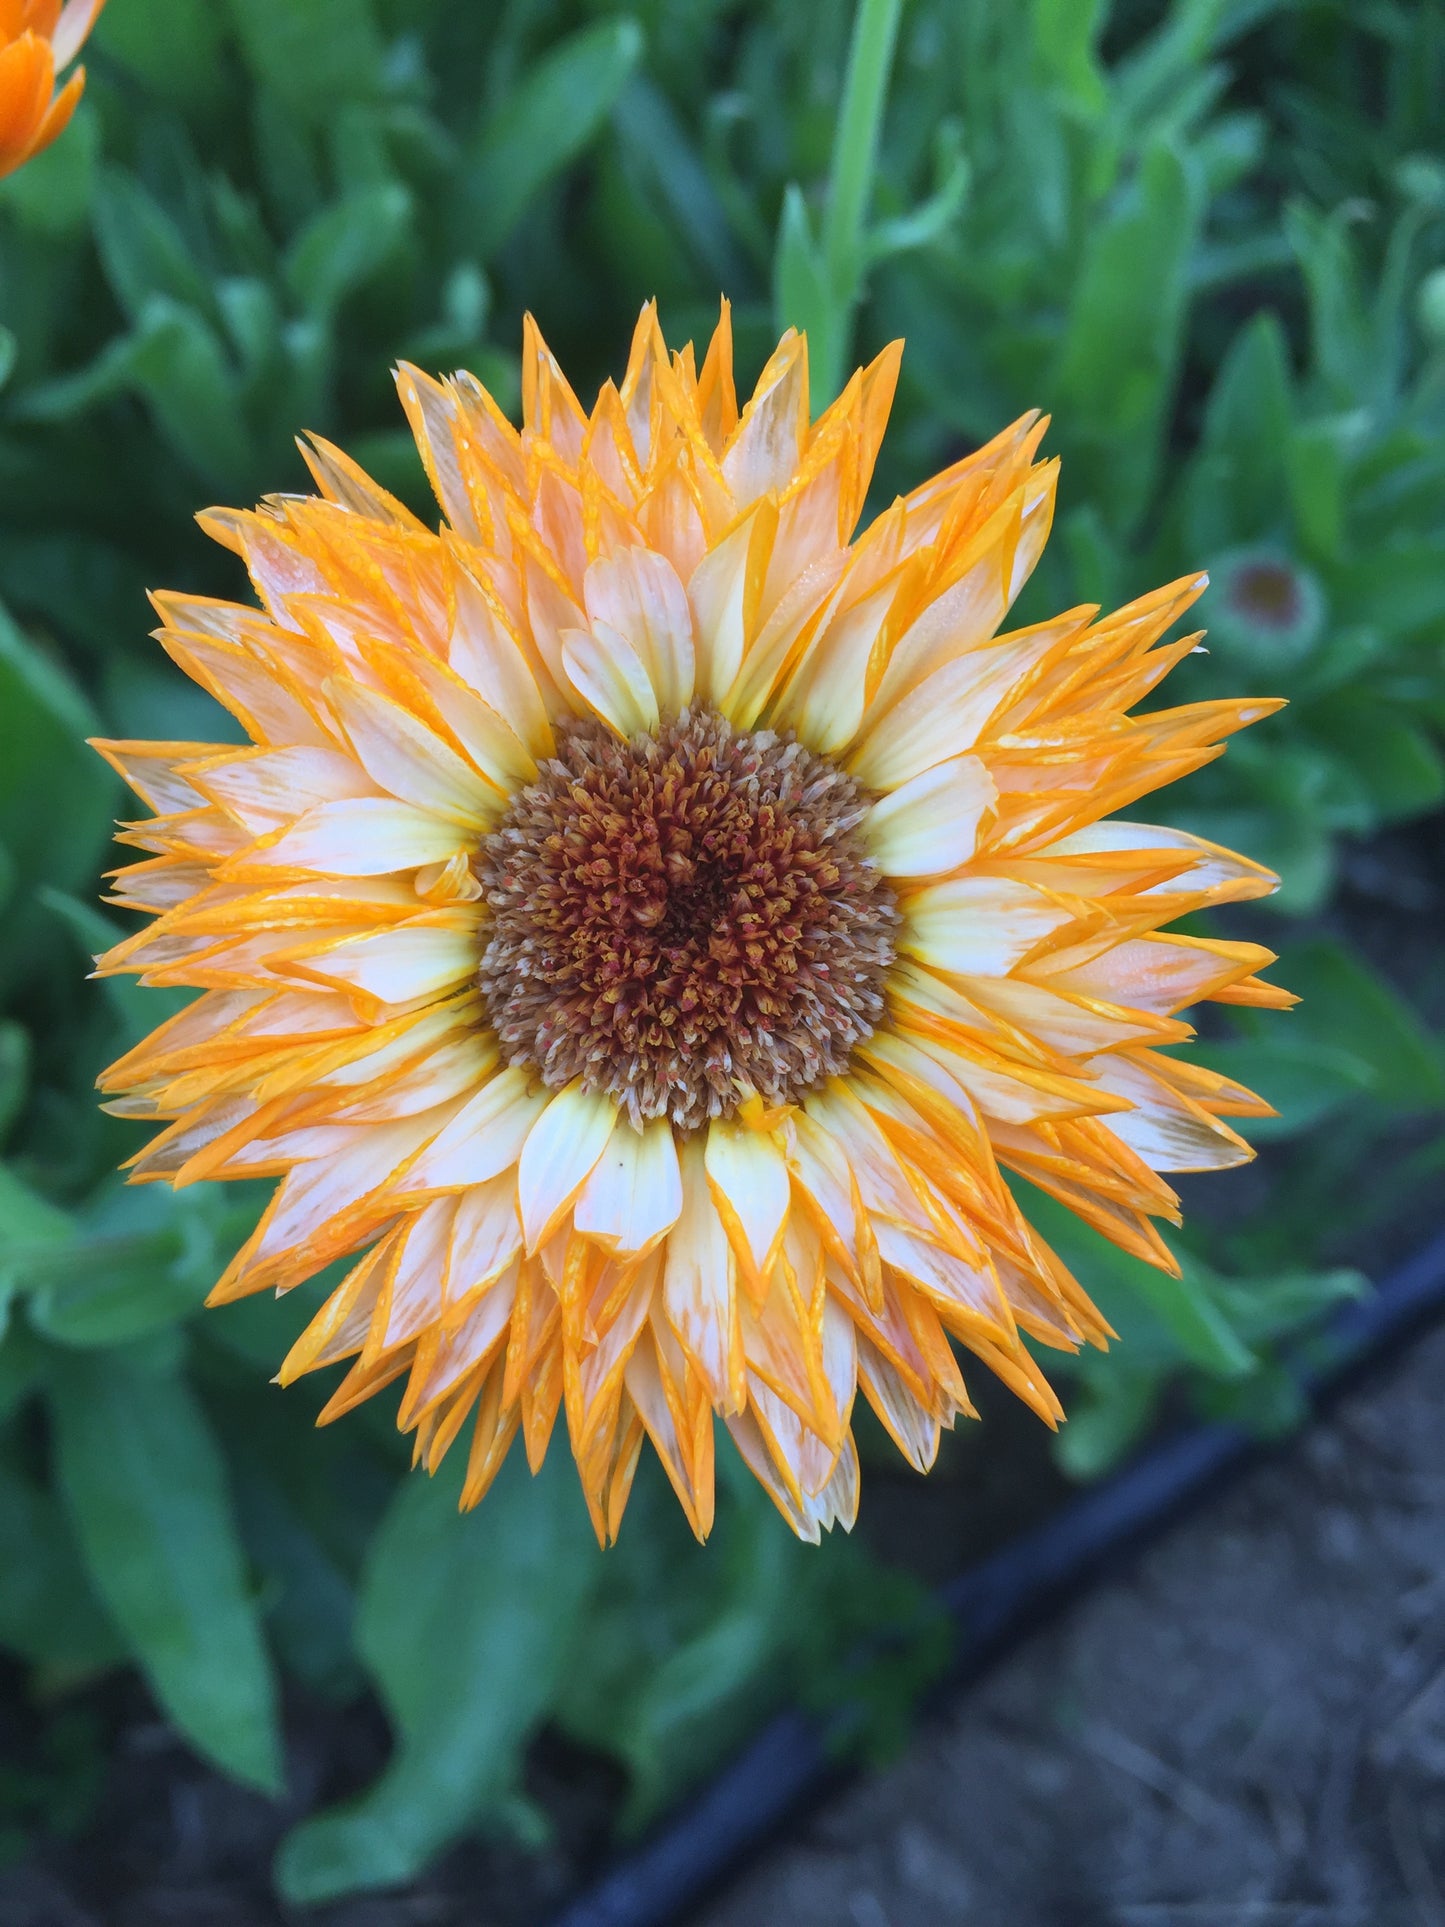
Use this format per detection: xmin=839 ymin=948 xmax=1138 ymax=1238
xmin=1207 ymin=1266 xmax=1367 ymax=1347
xmin=276 ymin=1451 xmax=599 ymax=1901
xmin=0 ymin=603 xmax=117 ymax=991
xmin=49 ymin=1353 xmax=283 ymax=1792
xmin=24 ymin=1184 xmax=217 ymax=1348
xmin=284 ymin=183 xmax=412 ymax=318
xmin=1018 ymin=1184 xmax=1256 ymax=1379
xmin=1054 ymin=1365 xmax=1160 ymax=1480
xmin=1271 ymin=938 xmax=1445 ymax=1111
xmin=40 ymin=889 xmax=193 ymax=1044
xmin=463 ymin=18 xmax=644 ymax=259
xmin=1192 ymin=1034 xmax=1376 ymax=1138
xmin=1051 ymin=139 xmax=1197 ymax=530
xmin=773 ymin=185 xmax=841 ymax=397
xmin=225 ymin=0 xmax=384 ymax=124
xmin=0 ymin=99 xmax=97 ymax=233
xmin=121 ymin=297 xmax=256 ymax=489
xmin=95 ymin=0 xmax=230 ymax=109
xmin=0 ymin=1454 xmax=124 ymax=1673
xmin=0 ymin=1163 xmax=73 ymax=1274
xmin=1308 ymin=701 xmax=1445 ymax=823
xmin=1190 ymin=311 xmax=1293 ymax=546
xmin=0 ymin=1021 xmax=29 ymax=1146
xmin=92 ymin=171 xmax=218 ymax=329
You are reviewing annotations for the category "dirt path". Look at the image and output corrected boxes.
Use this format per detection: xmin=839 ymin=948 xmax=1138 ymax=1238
xmin=696 ymin=1322 xmax=1445 ymax=1927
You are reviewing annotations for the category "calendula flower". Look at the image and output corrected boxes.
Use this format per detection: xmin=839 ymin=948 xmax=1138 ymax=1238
xmin=0 ymin=0 xmax=104 ymax=180
xmin=94 ymin=307 xmax=1291 ymax=1544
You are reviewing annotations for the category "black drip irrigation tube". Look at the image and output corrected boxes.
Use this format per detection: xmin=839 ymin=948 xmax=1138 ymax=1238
xmin=552 ymin=1228 xmax=1445 ymax=1927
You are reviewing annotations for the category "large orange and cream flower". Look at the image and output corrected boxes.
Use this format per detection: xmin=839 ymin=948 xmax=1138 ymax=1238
xmin=95 ymin=308 xmax=1290 ymax=1543
xmin=0 ymin=0 xmax=104 ymax=180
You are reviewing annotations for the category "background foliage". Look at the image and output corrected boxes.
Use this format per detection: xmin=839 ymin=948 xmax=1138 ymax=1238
xmin=0 ymin=0 xmax=1442 ymax=1902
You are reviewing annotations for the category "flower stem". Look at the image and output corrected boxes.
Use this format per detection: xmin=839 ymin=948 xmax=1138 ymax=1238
xmin=823 ymin=0 xmax=904 ymax=301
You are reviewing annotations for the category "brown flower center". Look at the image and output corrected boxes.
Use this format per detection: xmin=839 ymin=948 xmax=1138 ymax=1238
xmin=476 ymin=709 xmax=899 ymax=1130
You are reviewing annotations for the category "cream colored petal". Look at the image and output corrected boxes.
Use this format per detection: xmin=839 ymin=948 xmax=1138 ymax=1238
xmin=398 ymin=1067 xmax=548 ymax=1194
xmin=190 ymin=747 xmax=377 ymax=836
xmin=560 ymin=623 xmax=660 ymax=739
xmin=583 ymin=549 xmax=696 ymax=717
xmin=289 ymin=915 xmax=479 ymax=1010
xmin=722 ymin=332 xmax=807 ymax=506
xmin=1088 ymin=1053 xmax=1254 ymax=1173
xmin=1046 ymin=820 xmax=1279 ymax=901
xmin=238 ymin=798 xmax=466 ymax=876
xmin=850 ymin=621 xmax=1070 ymax=792
xmin=866 ymin=754 xmax=997 ymax=878
xmin=856 ymin=1334 xmax=943 ymax=1473
xmin=53 ymin=0 xmax=107 ymax=65
xmin=704 ymin=1116 xmax=790 ymax=1293
xmin=517 ymin=1081 xmax=618 ymax=1251
xmin=867 ymin=466 xmax=1060 ymax=715
xmin=327 ymin=678 xmax=492 ymax=826
xmin=397 ymin=649 xmax=535 ymax=799
xmin=444 ymin=1175 xmax=524 ymax=1310
xmin=661 ymin=1133 xmax=742 ymax=1411
xmin=448 ymin=567 xmax=553 ymax=759
xmin=370 ymin=1198 xmax=455 ymax=1356
xmin=773 ymin=576 xmax=895 ymax=755
xmin=687 ymin=505 xmax=765 ymax=706
xmin=574 ymin=1115 xmax=684 ymax=1256
xmin=901 ymin=877 xmax=1073 ymax=977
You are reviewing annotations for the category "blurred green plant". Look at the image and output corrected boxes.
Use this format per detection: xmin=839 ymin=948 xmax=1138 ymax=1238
xmin=0 ymin=0 xmax=1441 ymax=1905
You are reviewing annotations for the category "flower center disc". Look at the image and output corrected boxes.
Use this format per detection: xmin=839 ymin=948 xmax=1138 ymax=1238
xmin=477 ymin=709 xmax=899 ymax=1130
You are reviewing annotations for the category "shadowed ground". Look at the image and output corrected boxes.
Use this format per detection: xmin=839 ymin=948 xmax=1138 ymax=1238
xmin=697 ymin=1321 xmax=1445 ymax=1927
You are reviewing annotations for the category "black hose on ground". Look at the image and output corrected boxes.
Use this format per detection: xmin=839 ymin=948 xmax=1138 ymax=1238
xmin=552 ymin=1228 xmax=1445 ymax=1927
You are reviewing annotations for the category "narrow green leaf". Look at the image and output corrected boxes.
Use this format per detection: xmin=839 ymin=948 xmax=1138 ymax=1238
xmin=0 ymin=1454 xmax=124 ymax=1672
xmin=1051 ymin=138 xmax=1197 ymax=530
xmin=1272 ymin=938 xmax=1445 ymax=1110
xmin=49 ymin=1353 xmax=283 ymax=1793
xmin=284 ymin=184 xmax=412 ymax=318
xmin=773 ymin=185 xmax=840 ymax=394
xmin=93 ymin=171 xmax=218 ymax=329
xmin=225 ymin=0 xmax=384 ymax=124
xmin=464 ymin=18 xmax=644 ymax=259
xmin=0 ymin=603 xmax=117 ymax=964
xmin=276 ymin=1451 xmax=599 ymax=1901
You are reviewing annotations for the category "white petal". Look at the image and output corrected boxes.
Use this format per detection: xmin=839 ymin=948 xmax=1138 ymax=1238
xmin=561 ymin=623 xmax=660 ymax=738
xmin=866 ymin=754 xmax=997 ymax=878
xmin=687 ymin=506 xmax=763 ymax=706
xmin=901 ymin=877 xmax=1073 ymax=977
xmin=327 ymin=678 xmax=492 ymax=826
xmin=661 ymin=1134 xmax=741 ymax=1411
xmin=444 ymin=1175 xmax=524 ymax=1308
xmin=191 ymin=747 xmax=377 ymax=835
xmin=583 ymin=549 xmax=696 ymax=717
xmin=721 ymin=335 xmax=807 ymax=506
xmin=449 ymin=567 xmax=553 ymax=757
xmin=239 ymin=798 xmax=466 ymax=876
xmin=774 ymin=576 xmax=895 ymax=755
xmin=1089 ymin=1054 xmax=1254 ymax=1173
xmin=704 ymin=1117 xmax=790 ymax=1292
xmin=850 ymin=622 xmax=1068 ymax=791
xmin=52 ymin=0 xmax=106 ymax=67
xmin=398 ymin=1068 xmax=549 ymax=1194
xmin=1045 ymin=820 xmax=1279 ymax=900
xmin=289 ymin=913 xmax=479 ymax=1011
xmin=517 ymin=1081 xmax=618 ymax=1250
xmin=574 ymin=1116 xmax=684 ymax=1256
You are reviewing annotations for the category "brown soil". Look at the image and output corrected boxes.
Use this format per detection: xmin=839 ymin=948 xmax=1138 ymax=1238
xmin=695 ymin=1320 xmax=1445 ymax=1927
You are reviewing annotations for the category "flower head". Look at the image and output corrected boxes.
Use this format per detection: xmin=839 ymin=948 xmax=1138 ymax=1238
xmin=0 ymin=0 xmax=104 ymax=180
xmin=94 ymin=307 xmax=1291 ymax=1543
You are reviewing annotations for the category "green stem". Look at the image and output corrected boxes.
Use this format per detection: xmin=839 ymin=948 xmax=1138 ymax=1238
xmin=822 ymin=0 xmax=905 ymax=298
